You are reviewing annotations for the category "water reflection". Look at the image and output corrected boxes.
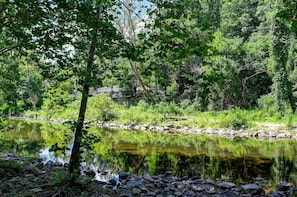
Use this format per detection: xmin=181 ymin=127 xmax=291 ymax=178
xmin=1 ymin=119 xmax=297 ymax=186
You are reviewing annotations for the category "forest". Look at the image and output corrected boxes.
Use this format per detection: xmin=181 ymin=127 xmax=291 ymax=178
xmin=0 ymin=0 xmax=297 ymax=175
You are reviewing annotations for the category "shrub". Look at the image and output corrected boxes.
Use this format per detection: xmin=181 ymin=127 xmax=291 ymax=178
xmin=87 ymin=94 xmax=116 ymax=121
xmin=219 ymin=108 xmax=248 ymax=130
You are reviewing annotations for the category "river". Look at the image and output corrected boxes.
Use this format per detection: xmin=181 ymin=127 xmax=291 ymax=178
xmin=1 ymin=118 xmax=297 ymax=186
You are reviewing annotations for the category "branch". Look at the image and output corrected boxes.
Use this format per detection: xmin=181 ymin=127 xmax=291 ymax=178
xmin=0 ymin=46 xmax=18 ymax=56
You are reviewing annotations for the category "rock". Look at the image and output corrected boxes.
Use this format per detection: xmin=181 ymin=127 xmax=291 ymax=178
xmin=121 ymin=190 xmax=132 ymax=197
xmin=164 ymin=171 xmax=173 ymax=176
xmin=276 ymin=133 xmax=291 ymax=138
xmin=277 ymin=181 xmax=291 ymax=191
xmin=131 ymin=187 xmax=141 ymax=196
xmin=9 ymin=176 xmax=22 ymax=182
xmin=188 ymin=175 xmax=201 ymax=181
xmin=271 ymin=193 xmax=281 ymax=197
xmin=174 ymin=191 xmax=183 ymax=196
xmin=108 ymin=179 xmax=117 ymax=186
xmin=146 ymin=191 xmax=156 ymax=196
xmin=241 ymin=184 xmax=264 ymax=195
xmin=143 ymin=175 xmax=155 ymax=182
xmin=31 ymin=188 xmax=43 ymax=193
xmin=218 ymin=182 xmax=235 ymax=189
xmin=127 ymin=180 xmax=143 ymax=188
xmin=119 ymin=171 xmax=130 ymax=180
xmin=163 ymin=187 xmax=170 ymax=192
xmin=84 ymin=169 xmax=96 ymax=177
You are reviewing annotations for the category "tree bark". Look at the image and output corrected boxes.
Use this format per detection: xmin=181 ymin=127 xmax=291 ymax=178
xmin=128 ymin=59 xmax=154 ymax=102
xmin=67 ymin=0 xmax=102 ymax=175
xmin=67 ymin=27 xmax=97 ymax=176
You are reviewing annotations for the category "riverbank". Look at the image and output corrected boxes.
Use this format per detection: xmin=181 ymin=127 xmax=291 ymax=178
xmin=11 ymin=114 xmax=297 ymax=141
xmin=1 ymin=154 xmax=296 ymax=197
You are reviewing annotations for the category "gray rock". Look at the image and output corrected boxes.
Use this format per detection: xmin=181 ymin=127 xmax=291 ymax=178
xmin=131 ymin=187 xmax=141 ymax=196
xmin=174 ymin=191 xmax=183 ymax=196
xmin=31 ymin=188 xmax=43 ymax=193
xmin=276 ymin=133 xmax=291 ymax=138
xmin=241 ymin=184 xmax=264 ymax=195
xmin=164 ymin=171 xmax=173 ymax=176
xmin=277 ymin=181 xmax=291 ymax=191
xmin=271 ymin=193 xmax=281 ymax=197
xmin=163 ymin=187 xmax=170 ymax=192
xmin=205 ymin=178 xmax=216 ymax=184
xmin=146 ymin=191 xmax=156 ymax=196
xmin=218 ymin=182 xmax=235 ymax=189
xmin=127 ymin=180 xmax=144 ymax=188
xmin=190 ymin=175 xmax=201 ymax=180
xmin=119 ymin=171 xmax=130 ymax=180
xmin=121 ymin=190 xmax=132 ymax=197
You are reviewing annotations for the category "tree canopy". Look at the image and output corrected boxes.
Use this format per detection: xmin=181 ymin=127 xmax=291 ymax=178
xmin=0 ymin=0 xmax=296 ymax=174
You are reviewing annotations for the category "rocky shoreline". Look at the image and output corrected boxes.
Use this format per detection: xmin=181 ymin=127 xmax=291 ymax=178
xmin=92 ymin=121 xmax=297 ymax=141
xmin=19 ymin=115 xmax=297 ymax=140
xmin=1 ymin=154 xmax=296 ymax=197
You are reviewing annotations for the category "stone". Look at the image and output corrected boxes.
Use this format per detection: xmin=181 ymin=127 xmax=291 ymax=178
xmin=205 ymin=178 xmax=216 ymax=184
xmin=127 ymin=180 xmax=143 ymax=188
xmin=174 ymin=191 xmax=183 ymax=196
xmin=121 ymin=190 xmax=132 ymax=197
xmin=31 ymin=188 xmax=43 ymax=193
xmin=84 ymin=169 xmax=96 ymax=177
xmin=241 ymin=184 xmax=264 ymax=195
xmin=277 ymin=181 xmax=291 ymax=191
xmin=9 ymin=176 xmax=21 ymax=182
xmin=164 ymin=171 xmax=173 ymax=176
xmin=131 ymin=187 xmax=141 ymax=196
xmin=163 ymin=187 xmax=170 ymax=192
xmin=119 ymin=171 xmax=130 ymax=180
xmin=189 ymin=175 xmax=201 ymax=180
xmin=108 ymin=179 xmax=117 ymax=186
xmin=143 ymin=175 xmax=155 ymax=183
xmin=218 ymin=182 xmax=235 ymax=189
xmin=271 ymin=193 xmax=281 ymax=197
xmin=192 ymin=185 xmax=205 ymax=192
xmin=146 ymin=191 xmax=156 ymax=196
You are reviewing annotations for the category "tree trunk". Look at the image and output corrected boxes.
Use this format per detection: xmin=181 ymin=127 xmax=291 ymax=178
xmin=67 ymin=35 xmax=97 ymax=175
xmin=67 ymin=83 xmax=89 ymax=174
xmin=128 ymin=59 xmax=154 ymax=102
xmin=67 ymin=0 xmax=102 ymax=175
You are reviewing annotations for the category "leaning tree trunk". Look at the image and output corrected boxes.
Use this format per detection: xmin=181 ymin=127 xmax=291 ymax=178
xmin=67 ymin=0 xmax=103 ymax=176
xmin=128 ymin=59 xmax=154 ymax=102
xmin=67 ymin=22 xmax=100 ymax=177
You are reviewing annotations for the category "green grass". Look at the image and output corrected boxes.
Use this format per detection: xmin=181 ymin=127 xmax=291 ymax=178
xmin=29 ymin=94 xmax=297 ymax=130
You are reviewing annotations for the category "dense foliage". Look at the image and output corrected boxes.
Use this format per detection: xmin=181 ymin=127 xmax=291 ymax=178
xmin=1 ymin=0 xmax=296 ymax=114
xmin=0 ymin=0 xmax=296 ymax=174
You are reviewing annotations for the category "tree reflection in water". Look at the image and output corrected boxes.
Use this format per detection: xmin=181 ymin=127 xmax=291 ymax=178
xmin=1 ymin=119 xmax=297 ymax=187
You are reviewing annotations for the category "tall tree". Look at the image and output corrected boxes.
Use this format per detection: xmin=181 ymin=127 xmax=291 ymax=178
xmin=36 ymin=0 xmax=123 ymax=174
xmin=272 ymin=1 xmax=296 ymax=113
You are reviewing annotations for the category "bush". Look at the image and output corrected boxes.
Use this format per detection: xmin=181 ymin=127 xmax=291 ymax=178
xmin=87 ymin=94 xmax=116 ymax=121
xmin=257 ymin=94 xmax=277 ymax=115
xmin=219 ymin=108 xmax=248 ymax=130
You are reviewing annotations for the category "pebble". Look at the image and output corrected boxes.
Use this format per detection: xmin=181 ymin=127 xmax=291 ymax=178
xmin=1 ymin=154 xmax=296 ymax=197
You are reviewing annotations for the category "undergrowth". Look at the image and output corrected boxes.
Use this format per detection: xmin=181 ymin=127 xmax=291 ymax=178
xmin=28 ymin=94 xmax=297 ymax=130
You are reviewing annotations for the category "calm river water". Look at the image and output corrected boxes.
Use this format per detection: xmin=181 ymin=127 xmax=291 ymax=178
xmin=1 ymin=118 xmax=297 ymax=186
